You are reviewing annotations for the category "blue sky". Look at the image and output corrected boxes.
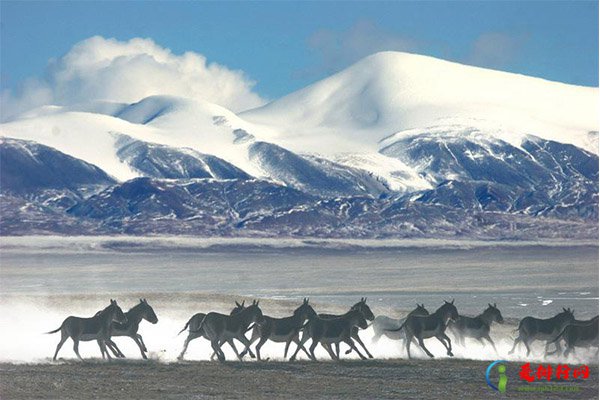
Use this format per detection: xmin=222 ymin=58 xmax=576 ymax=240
xmin=1 ymin=1 xmax=598 ymax=101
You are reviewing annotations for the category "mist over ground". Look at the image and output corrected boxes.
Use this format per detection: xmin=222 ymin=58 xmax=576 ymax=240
xmin=0 ymin=237 xmax=597 ymax=364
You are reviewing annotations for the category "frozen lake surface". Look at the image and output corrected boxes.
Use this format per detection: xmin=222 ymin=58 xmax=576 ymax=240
xmin=1 ymin=236 xmax=598 ymax=319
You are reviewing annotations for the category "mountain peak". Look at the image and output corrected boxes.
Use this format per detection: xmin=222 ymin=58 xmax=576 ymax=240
xmin=242 ymin=51 xmax=597 ymax=155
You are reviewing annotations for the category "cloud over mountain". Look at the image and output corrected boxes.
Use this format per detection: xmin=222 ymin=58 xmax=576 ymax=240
xmin=1 ymin=36 xmax=266 ymax=121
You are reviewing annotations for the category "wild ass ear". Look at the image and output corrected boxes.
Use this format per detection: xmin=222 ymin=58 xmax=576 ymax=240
xmin=488 ymin=303 xmax=492 ymax=308
xmin=451 ymin=299 xmax=455 ymax=304
xmin=241 ymin=300 xmax=245 ymax=307
xmin=235 ymin=301 xmax=241 ymax=307
xmin=494 ymin=303 xmax=497 ymax=308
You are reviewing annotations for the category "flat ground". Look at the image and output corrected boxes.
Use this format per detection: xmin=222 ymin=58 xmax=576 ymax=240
xmin=0 ymin=359 xmax=597 ymax=400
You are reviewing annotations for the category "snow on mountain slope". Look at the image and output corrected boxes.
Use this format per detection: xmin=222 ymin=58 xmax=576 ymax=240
xmin=0 ymin=111 xmax=151 ymax=180
xmin=0 ymin=96 xmax=268 ymax=180
xmin=247 ymin=141 xmax=390 ymax=197
xmin=114 ymin=134 xmax=251 ymax=180
xmin=0 ymin=137 xmax=115 ymax=193
xmin=0 ymin=94 xmax=431 ymax=194
xmin=241 ymin=51 xmax=598 ymax=155
xmin=333 ymin=153 xmax=432 ymax=192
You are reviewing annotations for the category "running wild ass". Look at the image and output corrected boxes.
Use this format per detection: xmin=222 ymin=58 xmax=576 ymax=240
xmin=104 ymin=299 xmax=158 ymax=359
xmin=319 ymin=298 xmax=375 ymax=358
xmin=447 ymin=303 xmax=503 ymax=353
xmin=46 ymin=299 xmax=127 ymax=361
xmin=548 ymin=315 xmax=599 ymax=357
xmin=245 ymin=298 xmax=317 ymax=360
xmin=372 ymin=304 xmax=429 ymax=343
xmin=289 ymin=308 xmax=369 ymax=361
xmin=387 ymin=300 xmax=459 ymax=359
xmin=193 ymin=300 xmax=265 ymax=361
xmin=508 ymin=307 xmax=575 ymax=357
xmin=177 ymin=301 xmax=248 ymax=360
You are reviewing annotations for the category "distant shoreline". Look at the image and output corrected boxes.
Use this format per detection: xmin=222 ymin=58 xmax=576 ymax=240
xmin=1 ymin=235 xmax=597 ymax=254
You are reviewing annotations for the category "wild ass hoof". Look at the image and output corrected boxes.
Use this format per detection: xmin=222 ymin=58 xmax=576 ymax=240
xmin=447 ymin=351 xmax=454 ymax=357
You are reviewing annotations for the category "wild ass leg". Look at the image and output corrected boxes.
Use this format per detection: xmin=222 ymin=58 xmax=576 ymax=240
xmin=178 ymin=331 xmax=205 ymax=360
xmin=435 ymin=335 xmax=451 ymax=355
xmin=73 ymin=339 xmax=84 ymax=361
xmin=440 ymin=333 xmax=453 ymax=356
xmin=132 ymin=335 xmax=148 ymax=359
xmin=210 ymin=340 xmax=229 ymax=360
xmin=544 ymin=340 xmax=561 ymax=357
xmin=53 ymin=332 xmax=68 ymax=361
xmin=225 ymin=339 xmax=243 ymax=360
xmin=106 ymin=339 xmax=125 ymax=358
xmin=136 ymin=334 xmax=148 ymax=352
xmin=237 ymin=335 xmax=256 ymax=359
xmin=291 ymin=337 xmax=312 ymax=359
xmin=284 ymin=339 xmax=293 ymax=359
xmin=98 ymin=339 xmax=112 ymax=361
xmin=290 ymin=332 xmax=312 ymax=361
xmin=308 ymin=340 xmax=319 ymax=361
xmin=563 ymin=344 xmax=574 ymax=358
xmin=404 ymin=333 xmax=414 ymax=359
xmin=255 ymin=336 xmax=269 ymax=361
xmin=211 ymin=339 xmax=225 ymax=361
xmin=523 ymin=338 xmax=532 ymax=357
xmin=321 ymin=343 xmax=338 ymax=360
xmin=417 ymin=337 xmax=435 ymax=358
xmin=351 ymin=331 xmax=373 ymax=358
xmin=508 ymin=336 xmax=522 ymax=355
xmin=343 ymin=338 xmax=367 ymax=360
xmin=482 ymin=334 xmax=498 ymax=354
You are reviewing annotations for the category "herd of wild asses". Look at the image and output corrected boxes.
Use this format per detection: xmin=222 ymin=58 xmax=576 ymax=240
xmin=46 ymin=298 xmax=599 ymax=362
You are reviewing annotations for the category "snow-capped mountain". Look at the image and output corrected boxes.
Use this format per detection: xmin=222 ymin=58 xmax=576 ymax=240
xmin=0 ymin=137 xmax=115 ymax=193
xmin=241 ymin=51 xmax=597 ymax=155
xmin=1 ymin=52 xmax=597 ymax=238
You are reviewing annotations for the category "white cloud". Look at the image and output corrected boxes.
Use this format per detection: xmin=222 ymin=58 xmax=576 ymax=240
xmin=1 ymin=36 xmax=266 ymax=121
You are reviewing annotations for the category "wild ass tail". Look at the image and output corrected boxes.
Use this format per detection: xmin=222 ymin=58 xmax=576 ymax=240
xmin=189 ymin=315 xmax=208 ymax=334
xmin=177 ymin=318 xmax=193 ymax=335
xmin=45 ymin=324 xmax=63 ymax=334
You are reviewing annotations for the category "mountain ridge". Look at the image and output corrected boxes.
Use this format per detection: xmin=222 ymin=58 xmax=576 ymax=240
xmin=0 ymin=51 xmax=597 ymax=239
